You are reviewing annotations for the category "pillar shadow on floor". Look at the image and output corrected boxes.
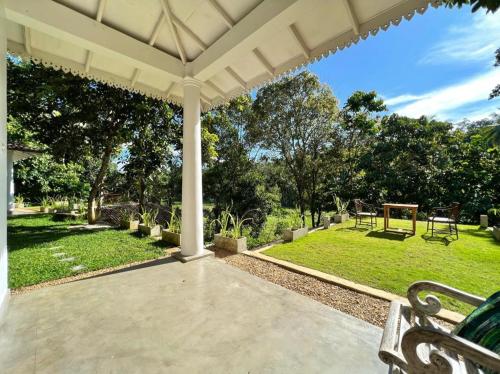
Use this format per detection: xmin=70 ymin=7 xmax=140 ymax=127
xmin=70 ymin=256 xmax=178 ymax=284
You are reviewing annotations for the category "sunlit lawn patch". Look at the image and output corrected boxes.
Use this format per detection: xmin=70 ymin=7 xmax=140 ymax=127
xmin=8 ymin=215 xmax=168 ymax=289
xmin=264 ymin=219 xmax=500 ymax=315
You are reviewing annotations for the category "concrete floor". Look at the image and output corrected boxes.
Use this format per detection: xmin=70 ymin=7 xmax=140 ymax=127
xmin=0 ymin=257 xmax=386 ymax=374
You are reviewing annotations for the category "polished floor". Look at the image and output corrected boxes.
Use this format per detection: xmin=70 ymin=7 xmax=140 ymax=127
xmin=0 ymin=256 xmax=386 ymax=373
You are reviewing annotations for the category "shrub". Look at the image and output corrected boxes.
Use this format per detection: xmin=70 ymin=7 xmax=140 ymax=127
xmin=487 ymin=207 xmax=500 ymax=227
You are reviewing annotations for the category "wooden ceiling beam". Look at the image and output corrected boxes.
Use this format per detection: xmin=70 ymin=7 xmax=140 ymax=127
xmin=343 ymin=0 xmax=359 ymax=35
xmin=225 ymin=66 xmax=246 ymax=89
xmin=253 ymin=48 xmax=274 ymax=75
xmin=288 ymin=23 xmax=309 ymax=58
xmin=207 ymin=0 xmax=234 ymax=29
xmin=23 ymin=26 xmax=31 ymax=54
xmin=160 ymin=0 xmax=187 ymax=64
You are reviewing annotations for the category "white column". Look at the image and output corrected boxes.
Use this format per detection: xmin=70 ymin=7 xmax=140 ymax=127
xmin=181 ymin=77 xmax=203 ymax=256
xmin=0 ymin=2 xmax=9 ymax=313
xmin=7 ymin=151 xmax=14 ymax=213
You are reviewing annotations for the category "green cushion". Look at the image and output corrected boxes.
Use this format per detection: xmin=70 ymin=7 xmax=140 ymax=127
xmin=453 ymin=291 xmax=500 ymax=373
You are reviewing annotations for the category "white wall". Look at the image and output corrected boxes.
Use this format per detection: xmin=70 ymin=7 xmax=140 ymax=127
xmin=0 ymin=1 xmax=9 ymax=315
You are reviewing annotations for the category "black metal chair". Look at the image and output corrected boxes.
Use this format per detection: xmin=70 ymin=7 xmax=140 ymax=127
xmin=354 ymin=199 xmax=378 ymax=229
xmin=427 ymin=202 xmax=460 ymax=239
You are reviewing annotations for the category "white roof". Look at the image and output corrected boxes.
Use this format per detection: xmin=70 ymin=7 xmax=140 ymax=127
xmin=4 ymin=0 xmax=438 ymax=110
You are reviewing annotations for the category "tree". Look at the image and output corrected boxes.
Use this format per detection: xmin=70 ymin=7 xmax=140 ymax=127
xmin=490 ymin=48 xmax=500 ymax=99
xmin=123 ymin=100 xmax=180 ymax=212
xmin=7 ymin=59 xmax=169 ymax=223
xmin=337 ymin=91 xmax=386 ymax=200
xmin=203 ymin=95 xmax=279 ymax=232
xmin=443 ymin=0 xmax=499 ymax=13
xmin=252 ymin=71 xmax=339 ymax=226
xmin=364 ymin=115 xmax=454 ymax=211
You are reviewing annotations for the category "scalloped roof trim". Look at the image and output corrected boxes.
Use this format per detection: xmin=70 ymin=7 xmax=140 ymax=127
xmin=8 ymin=0 xmax=441 ymax=113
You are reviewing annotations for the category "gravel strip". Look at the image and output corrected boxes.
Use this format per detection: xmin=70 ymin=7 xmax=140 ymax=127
xmin=219 ymin=251 xmax=456 ymax=330
xmin=218 ymin=250 xmax=390 ymax=327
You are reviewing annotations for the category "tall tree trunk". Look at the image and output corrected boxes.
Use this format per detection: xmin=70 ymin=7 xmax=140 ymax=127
xmin=87 ymin=142 xmax=114 ymax=224
xmin=138 ymin=175 xmax=146 ymax=214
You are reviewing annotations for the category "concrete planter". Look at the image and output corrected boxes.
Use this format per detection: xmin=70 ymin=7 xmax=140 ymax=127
xmin=283 ymin=226 xmax=308 ymax=242
xmin=493 ymin=226 xmax=500 ymax=242
xmin=139 ymin=224 xmax=161 ymax=237
xmin=162 ymin=230 xmax=181 ymax=246
xmin=323 ymin=216 xmax=331 ymax=229
xmin=121 ymin=219 xmax=139 ymax=231
xmin=334 ymin=213 xmax=349 ymax=223
xmin=40 ymin=207 xmax=50 ymax=213
xmin=480 ymin=215 xmax=488 ymax=228
xmin=214 ymin=234 xmax=247 ymax=253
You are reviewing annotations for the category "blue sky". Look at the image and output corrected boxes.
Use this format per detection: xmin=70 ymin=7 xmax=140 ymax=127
xmin=306 ymin=5 xmax=500 ymax=122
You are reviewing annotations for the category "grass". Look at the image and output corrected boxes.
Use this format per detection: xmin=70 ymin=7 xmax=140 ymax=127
xmin=264 ymin=219 xmax=500 ymax=315
xmin=8 ymin=215 xmax=168 ymax=289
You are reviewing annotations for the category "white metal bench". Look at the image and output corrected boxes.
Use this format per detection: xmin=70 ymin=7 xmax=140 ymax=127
xmin=379 ymin=281 xmax=500 ymax=373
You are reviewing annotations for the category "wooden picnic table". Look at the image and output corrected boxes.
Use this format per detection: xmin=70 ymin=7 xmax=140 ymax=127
xmin=383 ymin=203 xmax=419 ymax=235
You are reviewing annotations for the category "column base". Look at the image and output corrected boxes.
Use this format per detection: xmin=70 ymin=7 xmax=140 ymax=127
xmin=173 ymin=248 xmax=214 ymax=263
xmin=0 ymin=289 xmax=9 ymax=321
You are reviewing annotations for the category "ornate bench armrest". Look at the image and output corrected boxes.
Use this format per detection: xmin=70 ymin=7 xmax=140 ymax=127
xmin=402 ymin=326 xmax=500 ymax=374
xmin=407 ymin=281 xmax=485 ymax=316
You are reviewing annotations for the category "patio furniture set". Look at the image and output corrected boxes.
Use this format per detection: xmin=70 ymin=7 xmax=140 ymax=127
xmin=353 ymin=199 xmax=460 ymax=238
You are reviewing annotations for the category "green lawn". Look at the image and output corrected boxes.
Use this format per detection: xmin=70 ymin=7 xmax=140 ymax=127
xmin=264 ymin=219 xmax=500 ymax=314
xmin=8 ymin=215 xmax=168 ymax=289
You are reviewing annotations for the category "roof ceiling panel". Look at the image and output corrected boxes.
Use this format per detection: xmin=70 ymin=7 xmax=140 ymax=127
xmin=138 ymin=69 xmax=173 ymax=92
xmin=102 ymin=0 xmax=162 ymax=43
xmin=228 ymin=53 xmax=268 ymax=83
xmin=257 ymin=28 xmax=303 ymax=68
xmin=31 ymin=31 xmax=87 ymax=65
xmin=6 ymin=21 xmax=23 ymax=45
xmin=217 ymin=0 xmax=262 ymax=23
xmin=293 ymin=0 xmax=352 ymax=50
xmin=5 ymin=0 xmax=438 ymax=109
xmin=351 ymin=0 xmax=404 ymax=24
xmin=54 ymin=0 xmax=99 ymax=19
xmin=91 ymin=53 xmax=135 ymax=79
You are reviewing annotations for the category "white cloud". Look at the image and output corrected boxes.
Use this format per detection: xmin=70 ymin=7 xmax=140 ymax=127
xmin=387 ymin=69 xmax=500 ymax=120
xmin=420 ymin=11 xmax=500 ymax=65
xmin=383 ymin=94 xmax=427 ymax=106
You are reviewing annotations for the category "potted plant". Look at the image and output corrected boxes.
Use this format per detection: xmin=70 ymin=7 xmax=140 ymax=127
xmin=139 ymin=209 xmax=161 ymax=237
xmin=488 ymin=207 xmax=500 ymax=241
xmin=15 ymin=195 xmax=25 ymax=209
xmin=322 ymin=213 xmax=332 ymax=229
xmin=212 ymin=208 xmax=250 ymax=253
xmin=333 ymin=196 xmax=349 ymax=223
xmin=119 ymin=209 xmax=139 ymax=230
xmin=40 ymin=197 xmax=50 ymax=213
xmin=162 ymin=210 xmax=181 ymax=246
xmin=283 ymin=209 xmax=308 ymax=242
xmin=68 ymin=196 xmax=79 ymax=211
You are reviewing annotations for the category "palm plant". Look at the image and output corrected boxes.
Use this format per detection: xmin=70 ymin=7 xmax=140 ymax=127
xmin=140 ymin=209 xmax=158 ymax=227
xmin=40 ymin=197 xmax=50 ymax=208
xmin=334 ymin=195 xmax=349 ymax=215
xmin=167 ymin=210 xmax=181 ymax=234
xmin=289 ymin=209 xmax=304 ymax=230
xmin=211 ymin=207 xmax=253 ymax=238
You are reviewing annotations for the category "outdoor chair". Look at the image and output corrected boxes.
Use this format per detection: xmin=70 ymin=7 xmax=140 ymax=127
xmin=427 ymin=202 xmax=460 ymax=239
xmin=353 ymin=199 xmax=378 ymax=229
xmin=379 ymin=281 xmax=500 ymax=374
